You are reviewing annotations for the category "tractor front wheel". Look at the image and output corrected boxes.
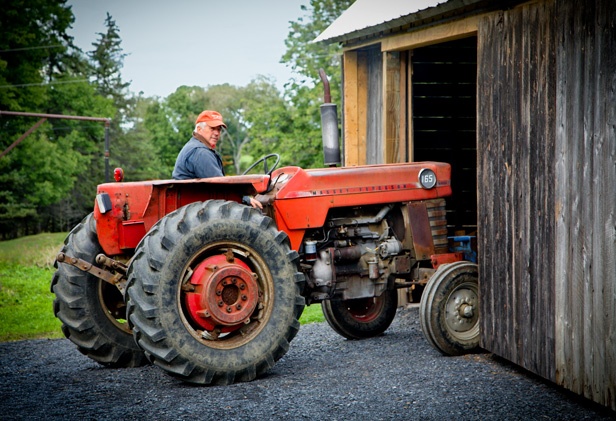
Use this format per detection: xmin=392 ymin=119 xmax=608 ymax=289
xmin=51 ymin=213 xmax=147 ymax=367
xmin=126 ymin=200 xmax=305 ymax=385
xmin=419 ymin=261 xmax=480 ymax=355
xmin=321 ymin=288 xmax=398 ymax=339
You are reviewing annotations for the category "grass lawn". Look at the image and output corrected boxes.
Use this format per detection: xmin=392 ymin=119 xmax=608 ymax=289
xmin=0 ymin=232 xmax=323 ymax=342
xmin=0 ymin=262 xmax=63 ymax=341
xmin=299 ymin=302 xmax=325 ymax=324
xmin=0 ymin=233 xmax=67 ymax=342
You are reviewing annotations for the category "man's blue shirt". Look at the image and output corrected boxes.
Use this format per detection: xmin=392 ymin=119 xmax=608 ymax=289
xmin=172 ymin=137 xmax=225 ymax=180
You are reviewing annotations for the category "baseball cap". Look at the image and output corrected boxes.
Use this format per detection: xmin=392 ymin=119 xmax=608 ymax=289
xmin=196 ymin=110 xmax=227 ymax=128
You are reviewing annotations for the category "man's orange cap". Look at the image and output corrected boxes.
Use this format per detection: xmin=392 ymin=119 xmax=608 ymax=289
xmin=196 ymin=110 xmax=227 ymax=128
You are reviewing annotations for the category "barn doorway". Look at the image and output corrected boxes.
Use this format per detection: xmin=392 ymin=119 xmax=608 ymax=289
xmin=412 ymin=36 xmax=478 ymax=237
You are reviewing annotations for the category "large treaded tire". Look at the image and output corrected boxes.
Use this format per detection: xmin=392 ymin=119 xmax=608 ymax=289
xmin=126 ymin=200 xmax=305 ymax=385
xmin=419 ymin=261 xmax=480 ymax=355
xmin=321 ymin=288 xmax=398 ymax=340
xmin=51 ymin=213 xmax=147 ymax=367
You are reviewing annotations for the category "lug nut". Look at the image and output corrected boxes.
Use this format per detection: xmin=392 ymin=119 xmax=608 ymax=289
xmin=459 ymin=303 xmax=474 ymax=318
xmin=226 ymin=306 xmax=232 ymax=313
xmin=218 ymin=301 xmax=224 ymax=307
xmin=241 ymin=295 xmax=248 ymax=301
xmin=236 ymin=304 xmax=242 ymax=310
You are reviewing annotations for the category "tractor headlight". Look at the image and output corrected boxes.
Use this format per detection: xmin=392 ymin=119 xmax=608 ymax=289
xmin=418 ymin=168 xmax=437 ymax=189
xmin=96 ymin=192 xmax=112 ymax=214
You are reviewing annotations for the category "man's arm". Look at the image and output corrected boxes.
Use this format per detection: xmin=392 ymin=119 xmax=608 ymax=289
xmin=190 ymin=148 xmax=262 ymax=210
xmin=243 ymin=196 xmax=263 ymax=209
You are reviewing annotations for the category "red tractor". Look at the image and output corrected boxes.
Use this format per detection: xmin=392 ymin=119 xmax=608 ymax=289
xmin=52 ymin=78 xmax=479 ymax=385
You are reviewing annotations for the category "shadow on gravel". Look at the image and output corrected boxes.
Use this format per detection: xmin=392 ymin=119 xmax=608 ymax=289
xmin=0 ymin=307 xmax=614 ymax=420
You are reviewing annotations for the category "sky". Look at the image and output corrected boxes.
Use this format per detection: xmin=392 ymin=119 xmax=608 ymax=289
xmin=67 ymin=0 xmax=308 ymax=98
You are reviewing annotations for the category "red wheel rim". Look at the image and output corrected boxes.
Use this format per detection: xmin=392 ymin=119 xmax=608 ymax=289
xmin=346 ymin=296 xmax=385 ymax=323
xmin=184 ymin=253 xmax=260 ymax=333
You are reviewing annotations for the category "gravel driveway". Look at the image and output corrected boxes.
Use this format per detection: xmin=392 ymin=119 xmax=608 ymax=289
xmin=1 ymin=306 xmax=613 ymax=420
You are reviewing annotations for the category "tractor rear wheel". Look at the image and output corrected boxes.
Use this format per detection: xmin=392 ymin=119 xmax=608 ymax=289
xmin=321 ymin=288 xmax=398 ymax=339
xmin=126 ymin=200 xmax=305 ymax=385
xmin=51 ymin=213 xmax=147 ymax=367
xmin=419 ymin=261 xmax=480 ymax=355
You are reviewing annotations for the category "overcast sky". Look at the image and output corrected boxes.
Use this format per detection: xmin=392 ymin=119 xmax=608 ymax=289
xmin=67 ymin=0 xmax=308 ymax=98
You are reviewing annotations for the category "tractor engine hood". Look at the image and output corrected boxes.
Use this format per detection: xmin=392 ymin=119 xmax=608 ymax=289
xmin=267 ymin=161 xmax=452 ymax=251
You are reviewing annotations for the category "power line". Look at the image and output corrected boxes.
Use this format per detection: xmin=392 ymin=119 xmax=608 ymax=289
xmin=0 ymin=45 xmax=64 ymax=53
xmin=0 ymin=79 xmax=89 ymax=89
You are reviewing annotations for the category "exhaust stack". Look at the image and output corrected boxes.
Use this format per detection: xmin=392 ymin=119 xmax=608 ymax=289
xmin=319 ymin=69 xmax=341 ymax=167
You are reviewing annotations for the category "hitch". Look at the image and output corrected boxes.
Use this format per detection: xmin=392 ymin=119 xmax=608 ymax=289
xmin=56 ymin=252 xmax=127 ymax=295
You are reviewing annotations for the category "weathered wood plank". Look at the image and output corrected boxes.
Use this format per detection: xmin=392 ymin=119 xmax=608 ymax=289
xmin=478 ymin=0 xmax=556 ymax=382
xmin=366 ymin=48 xmax=382 ymax=164
xmin=384 ymin=51 xmax=401 ymax=164
xmin=398 ymin=52 xmax=409 ymax=163
xmin=357 ymin=51 xmax=368 ymax=165
xmin=382 ymin=13 xmax=483 ymax=51
xmin=343 ymin=51 xmax=359 ymax=166
xmin=555 ymin=0 xmax=616 ymax=409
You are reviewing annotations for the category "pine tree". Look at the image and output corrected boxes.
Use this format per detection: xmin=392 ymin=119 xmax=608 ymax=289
xmin=89 ymin=13 xmax=131 ymax=112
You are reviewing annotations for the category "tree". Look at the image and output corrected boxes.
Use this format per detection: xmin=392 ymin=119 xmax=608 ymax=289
xmin=0 ymin=0 xmax=101 ymax=237
xmin=139 ymin=81 xmax=286 ymax=177
xmin=86 ymin=14 xmax=162 ymax=183
xmin=212 ymin=79 xmax=290 ymax=175
xmin=118 ymin=94 xmax=165 ymax=181
xmin=139 ymin=85 xmax=213 ymax=177
xmin=277 ymin=0 xmax=355 ymax=169
xmin=283 ymin=0 xmax=354 ymax=94
xmin=88 ymin=13 xmax=130 ymax=111
xmin=0 ymin=0 xmax=75 ymax=112
xmin=0 ymin=0 xmax=357 ymax=238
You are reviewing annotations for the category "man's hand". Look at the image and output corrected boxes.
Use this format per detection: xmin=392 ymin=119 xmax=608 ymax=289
xmin=248 ymin=197 xmax=263 ymax=210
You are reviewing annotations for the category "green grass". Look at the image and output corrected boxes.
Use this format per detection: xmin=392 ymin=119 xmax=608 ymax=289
xmin=0 ymin=231 xmax=323 ymax=342
xmin=0 ymin=232 xmax=67 ymax=341
xmin=299 ymin=303 xmax=325 ymax=324
xmin=0 ymin=232 xmax=67 ymax=269
xmin=0 ymin=262 xmax=63 ymax=341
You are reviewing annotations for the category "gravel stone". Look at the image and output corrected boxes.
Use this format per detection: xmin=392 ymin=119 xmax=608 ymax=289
xmin=1 ymin=306 xmax=614 ymax=420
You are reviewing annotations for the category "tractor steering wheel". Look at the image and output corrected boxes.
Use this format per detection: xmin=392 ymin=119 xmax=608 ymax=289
xmin=242 ymin=153 xmax=281 ymax=176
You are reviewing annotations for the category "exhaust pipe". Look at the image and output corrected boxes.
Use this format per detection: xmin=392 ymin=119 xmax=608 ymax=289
xmin=319 ymin=69 xmax=341 ymax=167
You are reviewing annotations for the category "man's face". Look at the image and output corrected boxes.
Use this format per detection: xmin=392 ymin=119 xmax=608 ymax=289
xmin=198 ymin=124 xmax=222 ymax=149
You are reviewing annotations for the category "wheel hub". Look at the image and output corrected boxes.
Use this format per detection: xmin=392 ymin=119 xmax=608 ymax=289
xmin=184 ymin=253 xmax=259 ymax=332
xmin=347 ymin=297 xmax=382 ymax=323
xmin=445 ymin=286 xmax=478 ymax=333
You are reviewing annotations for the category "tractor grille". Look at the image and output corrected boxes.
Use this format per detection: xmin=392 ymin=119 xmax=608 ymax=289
xmin=426 ymin=199 xmax=449 ymax=254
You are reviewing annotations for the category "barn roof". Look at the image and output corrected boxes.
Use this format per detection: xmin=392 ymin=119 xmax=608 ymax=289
xmin=314 ymin=0 xmax=524 ymax=45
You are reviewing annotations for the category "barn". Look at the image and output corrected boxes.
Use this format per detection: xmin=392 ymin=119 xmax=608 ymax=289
xmin=315 ymin=0 xmax=615 ymax=410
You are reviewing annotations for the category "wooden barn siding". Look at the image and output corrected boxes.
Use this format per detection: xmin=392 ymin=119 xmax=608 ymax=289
xmin=342 ymin=48 xmax=382 ymax=166
xmin=366 ymin=47 xmax=383 ymax=164
xmin=554 ymin=0 xmax=616 ymax=409
xmin=477 ymin=0 xmax=557 ymax=381
xmin=342 ymin=51 xmax=366 ymax=166
xmin=479 ymin=0 xmax=616 ymax=409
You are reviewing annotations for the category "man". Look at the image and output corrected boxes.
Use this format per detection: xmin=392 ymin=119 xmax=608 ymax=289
xmin=172 ymin=110 xmax=262 ymax=209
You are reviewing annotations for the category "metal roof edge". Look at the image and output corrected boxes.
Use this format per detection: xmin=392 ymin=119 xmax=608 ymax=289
xmin=314 ymin=0 xmax=526 ymax=45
